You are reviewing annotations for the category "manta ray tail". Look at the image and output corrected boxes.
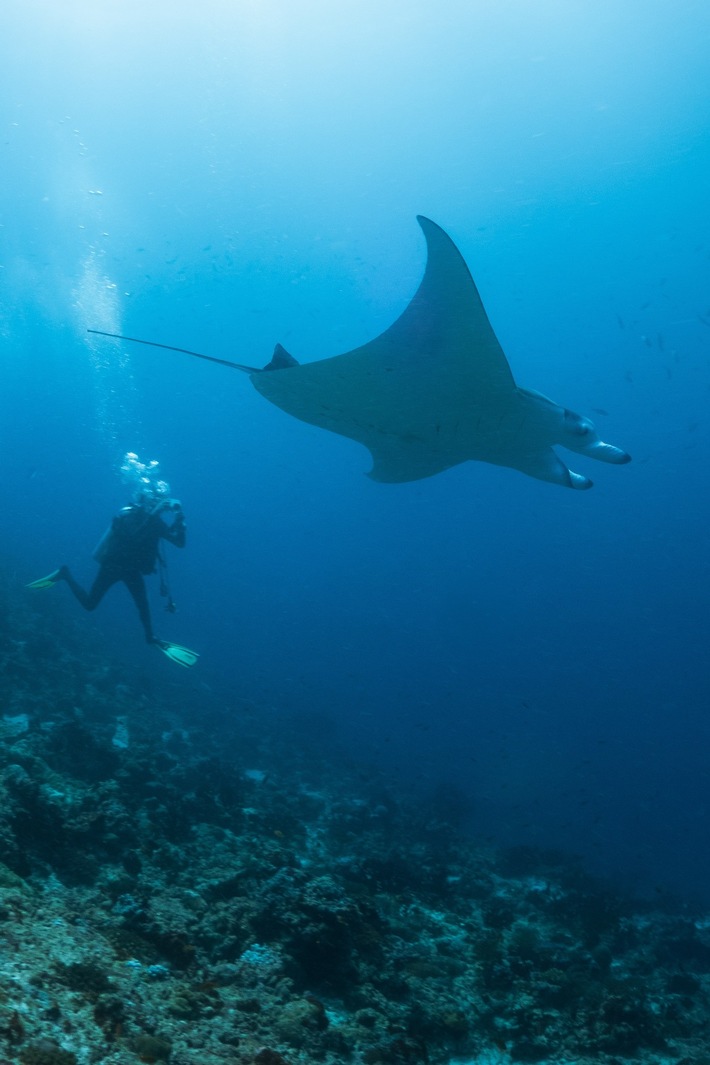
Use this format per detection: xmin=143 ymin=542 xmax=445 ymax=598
xmin=86 ymin=330 xmax=261 ymax=373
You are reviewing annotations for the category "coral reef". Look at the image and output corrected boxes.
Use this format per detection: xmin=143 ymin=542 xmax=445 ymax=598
xmin=1 ymin=573 xmax=709 ymax=1064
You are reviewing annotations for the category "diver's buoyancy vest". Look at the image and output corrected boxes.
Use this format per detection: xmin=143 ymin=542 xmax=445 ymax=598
xmin=92 ymin=507 xmax=160 ymax=574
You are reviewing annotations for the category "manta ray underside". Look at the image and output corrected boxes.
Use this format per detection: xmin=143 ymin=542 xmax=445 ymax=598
xmin=90 ymin=216 xmax=631 ymax=488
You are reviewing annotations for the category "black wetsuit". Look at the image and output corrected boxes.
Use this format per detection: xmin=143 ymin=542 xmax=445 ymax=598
xmin=61 ymin=504 xmax=186 ymax=643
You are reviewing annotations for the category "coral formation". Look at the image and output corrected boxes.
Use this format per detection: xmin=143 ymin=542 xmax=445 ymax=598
xmin=1 ymin=573 xmax=709 ymax=1064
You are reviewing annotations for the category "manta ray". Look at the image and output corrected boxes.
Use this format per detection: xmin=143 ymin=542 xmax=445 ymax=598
xmin=90 ymin=216 xmax=630 ymax=488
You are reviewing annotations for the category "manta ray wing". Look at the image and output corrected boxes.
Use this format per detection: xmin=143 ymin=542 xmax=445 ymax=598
xmin=251 ymin=216 xmax=519 ymax=482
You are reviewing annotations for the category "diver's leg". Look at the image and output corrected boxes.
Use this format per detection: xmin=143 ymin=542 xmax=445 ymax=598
xmin=123 ymin=572 xmax=155 ymax=643
xmin=62 ymin=565 xmax=118 ymax=611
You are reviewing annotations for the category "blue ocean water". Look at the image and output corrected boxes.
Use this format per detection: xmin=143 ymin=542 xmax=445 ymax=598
xmin=2 ymin=0 xmax=709 ymax=900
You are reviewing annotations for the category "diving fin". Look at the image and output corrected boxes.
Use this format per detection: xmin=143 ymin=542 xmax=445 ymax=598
xmin=154 ymin=639 xmax=200 ymax=668
xmin=26 ymin=568 xmax=65 ymax=589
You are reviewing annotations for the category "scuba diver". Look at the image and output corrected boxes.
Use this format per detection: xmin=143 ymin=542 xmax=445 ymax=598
xmin=27 ymin=453 xmax=199 ymax=668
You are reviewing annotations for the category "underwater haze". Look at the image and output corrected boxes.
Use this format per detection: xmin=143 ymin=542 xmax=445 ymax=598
xmin=2 ymin=0 xmax=710 ymax=903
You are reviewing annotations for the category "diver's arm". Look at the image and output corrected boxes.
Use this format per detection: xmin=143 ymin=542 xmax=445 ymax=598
xmin=161 ymin=509 xmax=186 ymax=548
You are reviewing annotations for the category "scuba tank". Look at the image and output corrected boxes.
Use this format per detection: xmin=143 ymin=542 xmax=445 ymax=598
xmin=92 ymin=506 xmax=152 ymax=569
